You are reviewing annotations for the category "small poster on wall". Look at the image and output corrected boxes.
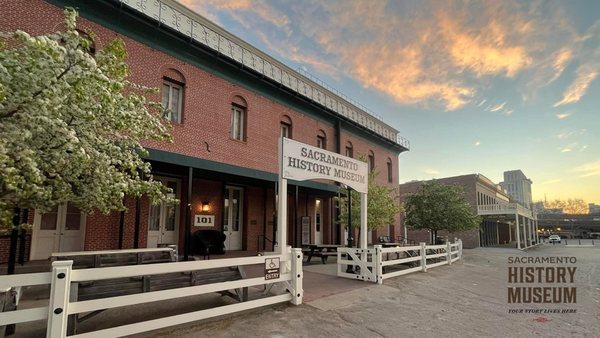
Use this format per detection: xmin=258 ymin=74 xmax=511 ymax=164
xmin=301 ymin=216 xmax=310 ymax=245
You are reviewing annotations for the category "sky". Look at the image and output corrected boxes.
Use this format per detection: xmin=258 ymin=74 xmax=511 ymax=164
xmin=178 ymin=0 xmax=600 ymax=204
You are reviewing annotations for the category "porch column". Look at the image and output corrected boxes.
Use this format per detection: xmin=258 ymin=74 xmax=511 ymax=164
xmin=360 ymin=193 xmax=368 ymax=249
xmin=515 ymin=214 xmax=521 ymax=249
xmin=184 ymin=167 xmax=193 ymax=260
xmin=277 ymin=138 xmax=288 ymax=254
xmin=535 ymin=219 xmax=539 ymax=243
xmin=524 ymin=216 xmax=529 ymax=248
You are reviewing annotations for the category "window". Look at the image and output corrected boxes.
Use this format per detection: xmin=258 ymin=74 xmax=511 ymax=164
xmin=387 ymin=158 xmax=393 ymax=183
xmin=368 ymin=150 xmax=375 ymax=172
xmin=76 ymin=29 xmax=96 ymax=55
xmin=280 ymin=115 xmax=292 ymax=139
xmin=162 ymin=79 xmax=183 ymax=123
xmin=230 ymin=96 xmax=248 ymax=141
xmin=345 ymin=141 xmax=353 ymax=158
xmin=317 ymin=130 xmax=326 ymax=149
xmin=231 ymin=105 xmax=246 ymax=141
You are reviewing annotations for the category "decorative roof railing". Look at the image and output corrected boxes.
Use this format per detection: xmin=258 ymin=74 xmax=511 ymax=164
xmin=119 ymin=0 xmax=410 ymax=150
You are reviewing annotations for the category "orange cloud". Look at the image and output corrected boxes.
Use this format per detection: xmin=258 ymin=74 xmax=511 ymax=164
xmin=554 ymin=68 xmax=598 ymax=107
xmin=440 ymin=16 xmax=532 ymax=77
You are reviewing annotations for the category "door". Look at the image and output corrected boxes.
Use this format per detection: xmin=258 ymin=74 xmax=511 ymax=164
xmin=224 ymin=186 xmax=243 ymax=251
xmin=315 ymin=199 xmax=323 ymax=244
xmin=147 ymin=178 xmax=180 ymax=248
xmin=31 ymin=203 xmax=86 ymax=260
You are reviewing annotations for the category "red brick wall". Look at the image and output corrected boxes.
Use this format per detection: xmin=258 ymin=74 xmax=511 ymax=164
xmin=1 ymin=1 xmax=403 ymax=254
xmin=400 ymin=175 xmax=481 ymax=248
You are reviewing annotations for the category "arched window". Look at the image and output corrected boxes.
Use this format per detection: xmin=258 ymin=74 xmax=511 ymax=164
xmin=280 ymin=115 xmax=292 ymax=139
xmin=387 ymin=158 xmax=393 ymax=183
xmin=231 ymin=95 xmax=248 ymax=141
xmin=368 ymin=150 xmax=375 ymax=173
xmin=317 ymin=130 xmax=327 ymax=149
xmin=345 ymin=141 xmax=353 ymax=158
xmin=162 ymin=68 xmax=186 ymax=123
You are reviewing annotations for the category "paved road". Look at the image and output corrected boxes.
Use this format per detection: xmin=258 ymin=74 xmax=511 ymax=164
xmin=146 ymin=244 xmax=599 ymax=337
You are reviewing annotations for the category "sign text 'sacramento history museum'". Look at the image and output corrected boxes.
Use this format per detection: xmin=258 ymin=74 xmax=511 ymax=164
xmin=0 ymin=0 xmax=409 ymax=262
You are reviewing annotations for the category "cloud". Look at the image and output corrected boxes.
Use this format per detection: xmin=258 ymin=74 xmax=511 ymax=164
xmin=560 ymin=147 xmax=572 ymax=153
xmin=474 ymin=141 xmax=481 ymax=146
xmin=573 ymin=160 xmax=600 ymax=178
xmin=424 ymin=168 xmax=440 ymax=175
xmin=541 ymin=179 xmax=562 ymax=185
xmin=187 ymin=0 xmax=597 ymax=112
xmin=488 ymin=102 xmax=506 ymax=112
xmin=556 ymin=111 xmax=574 ymax=119
xmin=503 ymin=109 xmax=514 ymax=116
xmin=554 ymin=69 xmax=599 ymax=107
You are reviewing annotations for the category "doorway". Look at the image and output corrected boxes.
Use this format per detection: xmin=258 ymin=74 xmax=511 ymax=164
xmin=31 ymin=203 xmax=86 ymax=260
xmin=315 ymin=198 xmax=323 ymax=244
xmin=147 ymin=178 xmax=180 ymax=248
xmin=224 ymin=186 xmax=244 ymax=251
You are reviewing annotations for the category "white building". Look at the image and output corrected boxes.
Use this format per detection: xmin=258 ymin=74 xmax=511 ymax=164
xmin=500 ymin=170 xmax=533 ymax=209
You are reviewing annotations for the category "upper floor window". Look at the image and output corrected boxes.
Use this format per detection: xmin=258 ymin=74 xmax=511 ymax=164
xmin=387 ymin=158 xmax=393 ymax=183
xmin=345 ymin=141 xmax=353 ymax=158
xmin=280 ymin=115 xmax=292 ymax=139
xmin=317 ymin=130 xmax=327 ymax=149
xmin=368 ymin=150 xmax=375 ymax=173
xmin=162 ymin=79 xmax=183 ymax=123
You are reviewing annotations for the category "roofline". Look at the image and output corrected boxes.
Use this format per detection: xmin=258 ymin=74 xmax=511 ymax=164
xmin=115 ymin=0 xmax=409 ymax=150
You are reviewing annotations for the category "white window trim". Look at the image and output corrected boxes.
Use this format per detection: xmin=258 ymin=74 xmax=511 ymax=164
xmin=163 ymin=80 xmax=183 ymax=123
xmin=231 ymin=105 xmax=246 ymax=141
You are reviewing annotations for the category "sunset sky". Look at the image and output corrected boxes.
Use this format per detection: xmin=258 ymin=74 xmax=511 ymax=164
xmin=179 ymin=0 xmax=600 ymax=203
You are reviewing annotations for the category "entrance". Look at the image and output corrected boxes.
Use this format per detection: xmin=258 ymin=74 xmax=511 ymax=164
xmin=224 ymin=186 xmax=244 ymax=251
xmin=31 ymin=203 xmax=86 ymax=260
xmin=315 ymin=199 xmax=323 ymax=244
xmin=147 ymin=178 xmax=180 ymax=248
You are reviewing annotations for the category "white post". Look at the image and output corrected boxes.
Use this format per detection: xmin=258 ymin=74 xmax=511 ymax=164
xmin=47 ymin=260 xmax=72 ymax=338
xmin=360 ymin=193 xmax=368 ymax=249
xmin=277 ymin=138 xmax=287 ymax=254
xmin=290 ymin=248 xmax=303 ymax=305
xmin=446 ymin=241 xmax=452 ymax=265
xmin=420 ymin=242 xmax=427 ymax=272
xmin=374 ymin=244 xmax=383 ymax=284
xmin=535 ymin=219 xmax=539 ymax=244
xmin=458 ymin=239 xmax=463 ymax=259
xmin=515 ymin=214 xmax=521 ymax=250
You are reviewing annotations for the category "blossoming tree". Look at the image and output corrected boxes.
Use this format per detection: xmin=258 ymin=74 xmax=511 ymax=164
xmin=0 ymin=8 xmax=173 ymax=228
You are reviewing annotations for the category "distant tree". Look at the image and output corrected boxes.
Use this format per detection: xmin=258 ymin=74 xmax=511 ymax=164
xmin=404 ymin=181 xmax=480 ymax=244
xmin=544 ymin=199 xmax=588 ymax=214
xmin=0 ymin=9 xmax=173 ymax=228
xmin=338 ymin=171 xmax=401 ymax=238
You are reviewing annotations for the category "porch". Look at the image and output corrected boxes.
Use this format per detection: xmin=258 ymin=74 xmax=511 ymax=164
xmin=477 ymin=203 xmax=539 ymax=249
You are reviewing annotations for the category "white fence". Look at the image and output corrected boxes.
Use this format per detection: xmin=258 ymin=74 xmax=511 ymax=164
xmin=0 ymin=248 xmax=303 ymax=337
xmin=338 ymin=240 xmax=463 ymax=284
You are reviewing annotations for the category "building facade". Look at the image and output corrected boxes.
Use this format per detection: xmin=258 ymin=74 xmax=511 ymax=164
xmin=500 ymin=170 xmax=533 ymax=209
xmin=0 ymin=0 xmax=408 ymax=262
xmin=399 ymin=173 xmax=538 ymax=249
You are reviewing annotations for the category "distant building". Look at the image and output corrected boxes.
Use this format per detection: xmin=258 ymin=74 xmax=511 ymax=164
xmin=533 ymin=201 xmax=564 ymax=214
xmin=399 ymin=173 xmax=538 ymax=249
xmin=500 ymin=170 xmax=533 ymax=209
xmin=589 ymin=203 xmax=600 ymax=215
xmin=538 ymin=213 xmax=600 ymax=238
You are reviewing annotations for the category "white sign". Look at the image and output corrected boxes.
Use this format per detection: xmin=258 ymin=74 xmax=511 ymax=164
xmin=282 ymin=137 xmax=368 ymax=193
xmin=194 ymin=215 xmax=215 ymax=227
xmin=264 ymin=257 xmax=280 ymax=280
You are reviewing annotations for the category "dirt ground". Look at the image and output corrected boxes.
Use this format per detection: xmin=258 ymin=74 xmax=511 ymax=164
xmin=145 ymin=244 xmax=600 ymax=337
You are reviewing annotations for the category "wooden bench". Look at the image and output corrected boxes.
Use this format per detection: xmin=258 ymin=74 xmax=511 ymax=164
xmin=51 ymin=248 xmax=248 ymax=335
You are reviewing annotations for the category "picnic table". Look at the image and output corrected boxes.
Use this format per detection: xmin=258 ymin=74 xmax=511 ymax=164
xmin=302 ymin=244 xmax=341 ymax=264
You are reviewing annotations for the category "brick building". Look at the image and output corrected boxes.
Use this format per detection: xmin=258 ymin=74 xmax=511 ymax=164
xmin=0 ymin=0 xmax=409 ymax=261
xmin=399 ymin=174 xmax=538 ymax=249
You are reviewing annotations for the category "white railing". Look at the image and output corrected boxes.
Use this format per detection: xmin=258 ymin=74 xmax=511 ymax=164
xmin=0 ymin=248 xmax=303 ymax=337
xmin=337 ymin=240 xmax=462 ymax=284
xmin=477 ymin=203 xmax=533 ymax=218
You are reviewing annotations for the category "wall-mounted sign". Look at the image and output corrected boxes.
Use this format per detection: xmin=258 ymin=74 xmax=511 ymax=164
xmin=264 ymin=257 xmax=280 ymax=280
xmin=301 ymin=216 xmax=311 ymax=245
xmin=282 ymin=137 xmax=368 ymax=193
xmin=194 ymin=215 xmax=215 ymax=227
